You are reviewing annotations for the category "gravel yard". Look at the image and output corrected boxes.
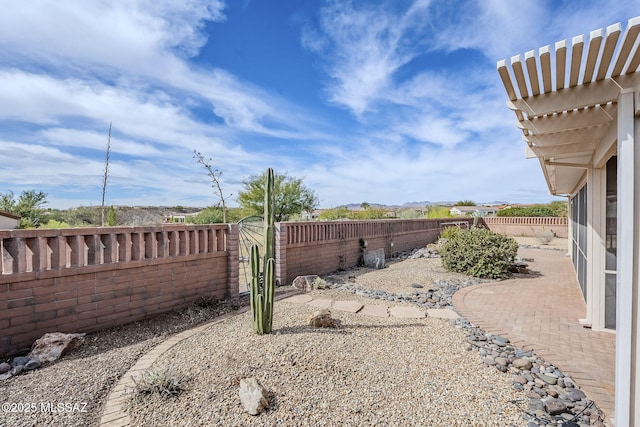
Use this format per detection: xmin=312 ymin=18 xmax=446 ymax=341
xmin=0 ymin=237 xmax=568 ymax=427
xmin=126 ymin=302 xmax=524 ymax=427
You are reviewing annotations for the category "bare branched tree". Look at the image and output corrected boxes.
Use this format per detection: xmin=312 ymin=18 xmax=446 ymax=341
xmin=101 ymin=122 xmax=112 ymax=226
xmin=193 ymin=150 xmax=230 ymax=223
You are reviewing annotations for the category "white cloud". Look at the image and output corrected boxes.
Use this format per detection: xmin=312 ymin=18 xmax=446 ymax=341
xmin=303 ymin=0 xmax=432 ymax=116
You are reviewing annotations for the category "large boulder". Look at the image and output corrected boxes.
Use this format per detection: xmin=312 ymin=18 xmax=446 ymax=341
xmin=239 ymin=377 xmax=269 ymax=415
xmin=28 ymin=332 xmax=86 ymax=364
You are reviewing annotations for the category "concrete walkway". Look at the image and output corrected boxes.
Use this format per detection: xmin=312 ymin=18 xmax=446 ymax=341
xmin=452 ymin=247 xmax=615 ymax=423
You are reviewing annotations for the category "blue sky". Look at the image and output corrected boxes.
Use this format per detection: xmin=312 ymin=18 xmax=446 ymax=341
xmin=0 ymin=1 xmax=638 ymax=209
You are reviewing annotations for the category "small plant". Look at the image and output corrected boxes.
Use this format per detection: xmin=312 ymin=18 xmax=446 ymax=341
xmin=440 ymin=228 xmax=518 ymax=279
xmin=131 ymin=366 xmax=189 ymax=399
xmin=535 ymin=229 xmax=555 ymax=245
xmin=439 ymin=226 xmax=461 ymax=240
xmin=313 ymin=277 xmax=329 ymax=289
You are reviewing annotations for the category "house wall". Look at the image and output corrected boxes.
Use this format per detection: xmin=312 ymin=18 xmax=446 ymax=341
xmin=0 ymin=216 xmax=19 ymax=229
xmin=0 ymin=224 xmax=238 ymax=356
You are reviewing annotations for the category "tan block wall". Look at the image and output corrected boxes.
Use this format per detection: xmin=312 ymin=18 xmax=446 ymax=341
xmin=482 ymin=217 xmax=568 ymax=238
xmin=276 ymin=219 xmax=466 ymax=285
xmin=0 ymin=224 xmax=238 ymax=356
xmin=1 ymin=253 xmax=233 ymax=356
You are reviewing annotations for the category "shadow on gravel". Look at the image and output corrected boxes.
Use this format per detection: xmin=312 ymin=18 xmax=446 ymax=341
xmin=274 ymin=322 xmax=426 ymax=336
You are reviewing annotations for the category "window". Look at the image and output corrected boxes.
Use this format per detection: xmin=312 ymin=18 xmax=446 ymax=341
xmin=570 ymin=184 xmax=588 ymax=301
xmin=604 ymin=156 xmax=617 ymax=330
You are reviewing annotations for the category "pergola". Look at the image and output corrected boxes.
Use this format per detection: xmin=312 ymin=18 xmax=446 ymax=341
xmin=497 ymin=16 xmax=640 ymax=426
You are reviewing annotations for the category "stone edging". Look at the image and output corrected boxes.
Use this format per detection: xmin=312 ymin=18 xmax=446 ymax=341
xmin=98 ymin=292 xmax=299 ymax=427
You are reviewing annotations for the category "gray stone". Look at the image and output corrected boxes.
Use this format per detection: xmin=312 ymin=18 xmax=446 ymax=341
xmin=483 ymin=357 xmax=496 ymax=366
xmin=536 ymin=373 xmax=558 ymax=385
xmin=528 ymin=399 xmax=544 ymax=412
xmin=0 ymin=372 xmax=12 ymax=381
xmin=512 ymin=358 xmax=533 ymax=370
xmin=492 ymin=336 xmax=510 ymax=344
xmin=410 ymin=283 xmax=424 ymax=288
xmin=239 ymin=377 xmax=269 ymax=415
xmin=543 ymin=398 xmax=567 ymax=415
xmin=24 ymin=359 xmax=41 ymax=371
xmin=11 ymin=356 xmax=29 ymax=367
xmin=10 ymin=365 xmax=23 ymax=376
xmin=513 ymin=375 xmax=527 ymax=385
xmin=0 ymin=362 xmax=10 ymax=374
xmin=28 ymin=332 xmax=86 ymax=364
xmin=494 ymin=357 xmax=508 ymax=367
xmin=564 ymin=388 xmax=587 ymax=402
xmin=527 ymin=390 xmax=542 ymax=399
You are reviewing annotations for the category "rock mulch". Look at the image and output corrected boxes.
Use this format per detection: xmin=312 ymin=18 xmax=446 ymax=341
xmin=315 ymin=246 xmax=607 ymax=427
xmin=125 ymin=302 xmax=525 ymax=426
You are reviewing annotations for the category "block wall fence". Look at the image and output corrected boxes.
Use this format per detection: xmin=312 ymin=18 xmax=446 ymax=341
xmin=274 ymin=218 xmax=473 ymax=285
xmin=0 ymin=224 xmax=239 ymax=356
xmin=480 ymin=216 xmax=568 ymax=238
xmin=1 ymin=217 xmax=565 ymax=356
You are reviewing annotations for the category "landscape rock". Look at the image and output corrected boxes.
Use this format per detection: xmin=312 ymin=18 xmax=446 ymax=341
xmin=512 ymin=358 xmax=533 ymax=370
xmin=239 ymin=377 xmax=269 ymax=415
xmin=292 ymin=275 xmax=319 ymax=292
xmin=308 ymin=309 xmax=336 ymax=328
xmin=363 ymin=248 xmax=385 ymax=269
xmin=28 ymin=332 xmax=86 ymax=364
xmin=454 ymin=317 xmax=606 ymax=426
xmin=0 ymin=372 xmax=12 ymax=381
xmin=543 ymin=398 xmax=567 ymax=415
xmin=0 ymin=362 xmax=10 ymax=374
xmin=24 ymin=358 xmax=41 ymax=371
xmin=11 ymin=356 xmax=29 ymax=367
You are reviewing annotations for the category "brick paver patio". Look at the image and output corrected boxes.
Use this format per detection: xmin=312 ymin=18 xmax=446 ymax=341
xmin=452 ymin=247 xmax=615 ymax=422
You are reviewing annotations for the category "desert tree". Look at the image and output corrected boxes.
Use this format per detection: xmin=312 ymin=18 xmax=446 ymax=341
xmin=238 ymin=170 xmax=318 ymax=221
xmin=101 ymin=122 xmax=112 ymax=226
xmin=193 ymin=150 xmax=230 ymax=223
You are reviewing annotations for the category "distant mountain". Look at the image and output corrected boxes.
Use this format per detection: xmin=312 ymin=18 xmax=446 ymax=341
xmin=322 ymin=200 xmax=513 ymax=210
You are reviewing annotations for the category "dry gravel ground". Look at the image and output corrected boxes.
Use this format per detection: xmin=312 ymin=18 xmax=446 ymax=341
xmin=126 ymin=303 xmax=524 ymax=427
xmin=0 ymin=298 xmax=249 ymax=427
xmin=0 ymin=236 xmax=567 ymax=427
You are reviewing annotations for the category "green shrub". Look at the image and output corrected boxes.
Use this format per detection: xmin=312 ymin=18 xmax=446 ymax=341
xmin=439 ymin=226 xmax=461 ymax=239
xmin=41 ymin=219 xmax=72 ymax=229
xmin=440 ymin=228 xmax=518 ymax=279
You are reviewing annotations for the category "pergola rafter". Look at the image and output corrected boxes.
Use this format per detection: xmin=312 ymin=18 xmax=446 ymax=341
xmin=497 ymin=16 xmax=640 ymax=195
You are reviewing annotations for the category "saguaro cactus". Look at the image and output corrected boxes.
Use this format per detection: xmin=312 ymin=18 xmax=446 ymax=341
xmin=250 ymin=168 xmax=276 ymax=334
